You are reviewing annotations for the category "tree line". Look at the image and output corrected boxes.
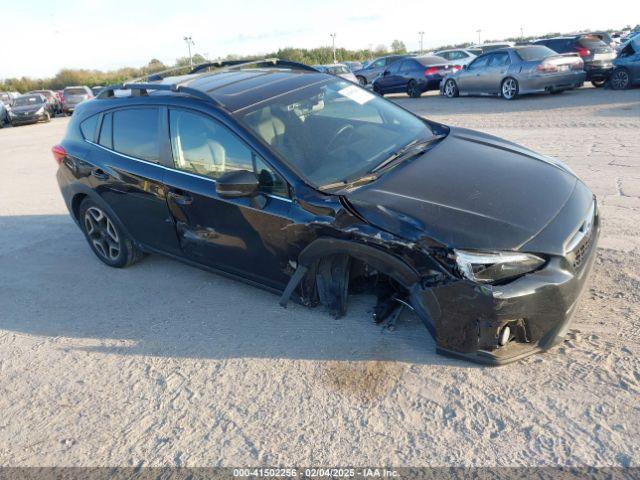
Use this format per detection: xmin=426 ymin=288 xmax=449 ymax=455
xmin=2 ymin=25 xmax=638 ymax=92
xmin=0 ymin=42 xmax=410 ymax=92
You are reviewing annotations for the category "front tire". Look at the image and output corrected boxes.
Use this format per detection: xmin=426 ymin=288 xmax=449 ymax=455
xmin=79 ymin=198 xmax=143 ymax=268
xmin=357 ymin=76 xmax=367 ymax=86
xmin=407 ymin=80 xmax=422 ymax=98
xmin=501 ymin=77 xmax=519 ymax=100
xmin=373 ymin=84 xmax=384 ymax=96
xmin=591 ymin=79 xmax=606 ymax=88
xmin=610 ymin=68 xmax=630 ymax=90
xmin=443 ymin=79 xmax=459 ymax=98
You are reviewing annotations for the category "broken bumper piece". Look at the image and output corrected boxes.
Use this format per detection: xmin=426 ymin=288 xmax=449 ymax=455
xmin=414 ymin=225 xmax=599 ymax=365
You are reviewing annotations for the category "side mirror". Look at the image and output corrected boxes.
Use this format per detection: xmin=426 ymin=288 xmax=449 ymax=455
xmin=382 ymin=69 xmax=390 ymax=76
xmin=462 ymin=64 xmax=468 ymax=70
xmin=215 ymin=170 xmax=259 ymax=198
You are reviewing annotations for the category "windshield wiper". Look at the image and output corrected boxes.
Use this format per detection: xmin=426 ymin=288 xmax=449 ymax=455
xmin=320 ymin=174 xmax=378 ymax=192
xmin=371 ymin=135 xmax=446 ymax=174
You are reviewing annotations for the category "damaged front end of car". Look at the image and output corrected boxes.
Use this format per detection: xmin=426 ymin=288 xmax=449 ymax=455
xmin=279 ymin=192 xmax=599 ymax=365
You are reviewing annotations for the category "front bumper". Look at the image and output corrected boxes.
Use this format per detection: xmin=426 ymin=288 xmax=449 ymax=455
xmin=420 ymin=75 xmax=445 ymax=91
xmin=10 ymin=112 xmax=47 ymax=125
xmin=412 ymin=206 xmax=600 ymax=365
xmin=520 ymin=71 xmax=586 ymax=93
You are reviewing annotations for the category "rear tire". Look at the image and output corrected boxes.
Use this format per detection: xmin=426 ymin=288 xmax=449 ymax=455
xmin=501 ymin=77 xmax=519 ymax=100
xmin=610 ymin=68 xmax=630 ymax=90
xmin=443 ymin=79 xmax=459 ymax=98
xmin=591 ymin=79 xmax=606 ymax=88
xmin=550 ymin=89 xmax=564 ymax=95
xmin=79 ymin=198 xmax=143 ymax=268
xmin=357 ymin=76 xmax=367 ymax=86
xmin=407 ymin=80 xmax=422 ymax=98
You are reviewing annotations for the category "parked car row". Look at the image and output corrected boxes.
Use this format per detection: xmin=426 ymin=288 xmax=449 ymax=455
xmin=342 ymin=32 xmax=639 ymax=101
xmin=0 ymin=85 xmax=94 ymax=127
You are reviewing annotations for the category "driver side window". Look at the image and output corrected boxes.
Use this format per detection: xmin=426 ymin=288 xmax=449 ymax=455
xmin=387 ymin=61 xmax=401 ymax=74
xmin=468 ymin=55 xmax=490 ymax=70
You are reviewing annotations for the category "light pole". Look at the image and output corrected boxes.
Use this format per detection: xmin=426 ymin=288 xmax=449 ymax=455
xmin=330 ymin=33 xmax=337 ymax=63
xmin=476 ymin=29 xmax=482 ymax=45
xmin=418 ymin=31 xmax=424 ymax=54
xmin=183 ymin=36 xmax=195 ymax=68
xmin=520 ymin=26 xmax=524 ymax=41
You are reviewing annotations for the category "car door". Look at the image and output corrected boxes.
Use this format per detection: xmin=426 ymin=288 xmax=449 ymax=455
xmin=86 ymin=106 xmax=182 ymax=255
xmin=458 ymin=54 xmax=491 ymax=93
xmin=483 ymin=51 xmax=511 ymax=94
xmin=398 ymin=60 xmax=420 ymax=90
xmin=161 ymin=107 xmax=294 ymax=289
xmin=364 ymin=57 xmax=387 ymax=82
xmin=376 ymin=60 xmax=403 ymax=93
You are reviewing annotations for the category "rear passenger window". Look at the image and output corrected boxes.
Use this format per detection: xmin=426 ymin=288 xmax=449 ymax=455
xmin=112 ymin=108 xmax=159 ymax=162
xmin=80 ymin=114 xmax=99 ymax=141
xmin=98 ymin=113 xmax=113 ymax=149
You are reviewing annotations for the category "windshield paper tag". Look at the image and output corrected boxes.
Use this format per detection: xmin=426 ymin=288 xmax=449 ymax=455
xmin=338 ymin=85 xmax=374 ymax=105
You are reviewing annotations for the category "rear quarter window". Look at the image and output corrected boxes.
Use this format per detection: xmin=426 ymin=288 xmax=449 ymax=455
xmin=80 ymin=114 xmax=99 ymax=141
xmin=112 ymin=108 xmax=159 ymax=163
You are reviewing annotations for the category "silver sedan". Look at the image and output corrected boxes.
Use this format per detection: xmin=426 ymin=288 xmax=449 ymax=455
xmin=441 ymin=45 xmax=586 ymax=100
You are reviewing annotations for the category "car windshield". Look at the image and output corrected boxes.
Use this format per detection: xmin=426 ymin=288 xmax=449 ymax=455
xmin=326 ymin=65 xmax=349 ymax=74
xmin=239 ymin=79 xmax=435 ymax=189
xmin=14 ymin=95 xmax=44 ymax=106
xmin=516 ymin=46 xmax=556 ymax=61
xmin=64 ymin=88 xmax=87 ymax=96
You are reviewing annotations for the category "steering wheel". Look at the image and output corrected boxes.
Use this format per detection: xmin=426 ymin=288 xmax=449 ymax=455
xmin=326 ymin=124 xmax=355 ymax=152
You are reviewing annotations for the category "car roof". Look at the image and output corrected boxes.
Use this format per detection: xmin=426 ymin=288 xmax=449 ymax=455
xmin=102 ymin=68 xmax=332 ymax=113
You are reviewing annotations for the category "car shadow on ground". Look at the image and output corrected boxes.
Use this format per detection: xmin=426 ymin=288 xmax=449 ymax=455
xmin=390 ymin=87 xmax=640 ymax=117
xmin=0 ymin=214 xmax=473 ymax=367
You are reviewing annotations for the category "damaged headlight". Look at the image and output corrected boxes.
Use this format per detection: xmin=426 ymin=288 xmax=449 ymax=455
xmin=454 ymin=250 xmax=545 ymax=284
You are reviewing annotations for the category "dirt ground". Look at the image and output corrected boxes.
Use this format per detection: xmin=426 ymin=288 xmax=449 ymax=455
xmin=0 ymin=87 xmax=639 ymax=468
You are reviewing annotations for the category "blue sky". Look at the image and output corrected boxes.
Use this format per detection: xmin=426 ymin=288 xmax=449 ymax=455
xmin=3 ymin=0 xmax=638 ymax=78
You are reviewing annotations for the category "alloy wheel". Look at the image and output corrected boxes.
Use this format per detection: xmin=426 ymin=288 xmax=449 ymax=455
xmin=444 ymin=79 xmax=457 ymax=98
xmin=611 ymin=70 xmax=629 ymax=90
xmin=408 ymin=82 xmax=420 ymax=98
xmin=84 ymin=206 xmax=121 ymax=261
xmin=502 ymin=78 xmax=517 ymax=99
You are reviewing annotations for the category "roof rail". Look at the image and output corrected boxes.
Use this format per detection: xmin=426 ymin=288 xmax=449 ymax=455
xmin=95 ymin=82 xmax=222 ymax=107
xmin=189 ymin=58 xmax=317 ymax=74
xmin=128 ymin=64 xmax=195 ymax=83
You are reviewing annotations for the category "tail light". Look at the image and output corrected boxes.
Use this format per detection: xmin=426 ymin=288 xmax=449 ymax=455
xmin=536 ymin=63 xmax=558 ymax=73
xmin=424 ymin=67 xmax=439 ymax=76
xmin=576 ymin=46 xmax=590 ymax=57
xmin=452 ymin=65 xmax=462 ymax=72
xmin=52 ymin=144 xmax=67 ymax=166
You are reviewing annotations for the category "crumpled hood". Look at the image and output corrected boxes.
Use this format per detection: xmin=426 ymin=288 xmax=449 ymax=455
xmin=346 ymin=127 xmax=579 ymax=252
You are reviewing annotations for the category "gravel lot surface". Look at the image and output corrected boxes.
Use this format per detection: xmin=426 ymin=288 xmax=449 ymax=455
xmin=1 ymin=87 xmax=639 ymax=468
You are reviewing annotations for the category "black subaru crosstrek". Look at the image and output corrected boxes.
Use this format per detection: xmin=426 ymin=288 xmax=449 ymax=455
xmin=54 ymin=59 xmax=599 ymax=364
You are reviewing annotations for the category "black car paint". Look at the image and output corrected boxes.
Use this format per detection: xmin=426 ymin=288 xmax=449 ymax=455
xmin=56 ymin=70 xmax=599 ymax=364
xmin=9 ymin=96 xmax=51 ymax=125
xmin=373 ymin=57 xmax=454 ymax=95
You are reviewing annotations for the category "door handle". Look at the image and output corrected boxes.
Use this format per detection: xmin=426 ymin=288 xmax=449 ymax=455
xmin=167 ymin=190 xmax=193 ymax=206
xmin=91 ymin=168 xmax=108 ymax=180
